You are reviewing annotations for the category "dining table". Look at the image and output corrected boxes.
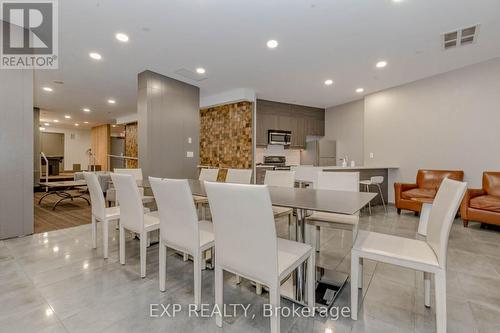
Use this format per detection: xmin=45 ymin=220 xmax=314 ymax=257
xmin=186 ymin=179 xmax=376 ymax=308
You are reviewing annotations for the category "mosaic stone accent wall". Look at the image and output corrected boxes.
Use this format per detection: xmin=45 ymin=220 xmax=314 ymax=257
xmin=200 ymin=101 xmax=253 ymax=170
xmin=125 ymin=122 xmax=138 ymax=168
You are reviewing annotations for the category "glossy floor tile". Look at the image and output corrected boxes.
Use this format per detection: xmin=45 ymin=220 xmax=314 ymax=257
xmin=1 ymin=206 xmax=499 ymax=332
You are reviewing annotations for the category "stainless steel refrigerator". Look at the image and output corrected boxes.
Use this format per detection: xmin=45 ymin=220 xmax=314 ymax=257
xmin=300 ymin=138 xmax=337 ymax=166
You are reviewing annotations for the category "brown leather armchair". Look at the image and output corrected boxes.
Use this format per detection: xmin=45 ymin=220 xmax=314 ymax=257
xmin=461 ymin=171 xmax=500 ymax=227
xmin=395 ymin=169 xmax=464 ymax=214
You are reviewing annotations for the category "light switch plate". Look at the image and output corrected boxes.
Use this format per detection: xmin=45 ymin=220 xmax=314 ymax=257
xmin=369 ymin=153 xmax=374 ymax=159
xmin=188 ymin=137 xmax=192 ymax=144
xmin=186 ymin=151 xmax=194 ymax=158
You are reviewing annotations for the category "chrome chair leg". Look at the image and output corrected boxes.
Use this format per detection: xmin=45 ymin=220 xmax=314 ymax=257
xmin=366 ymin=184 xmax=372 ymax=215
xmin=377 ymin=183 xmax=387 ymax=213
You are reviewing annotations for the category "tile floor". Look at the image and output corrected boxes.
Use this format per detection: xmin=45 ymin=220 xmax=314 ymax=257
xmin=1 ymin=206 xmax=500 ymax=333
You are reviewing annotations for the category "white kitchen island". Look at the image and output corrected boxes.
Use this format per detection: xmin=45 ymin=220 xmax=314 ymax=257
xmin=312 ymin=166 xmax=399 ymax=205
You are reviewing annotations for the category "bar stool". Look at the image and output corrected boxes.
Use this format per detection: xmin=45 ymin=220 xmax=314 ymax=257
xmin=360 ymin=176 xmax=387 ymax=214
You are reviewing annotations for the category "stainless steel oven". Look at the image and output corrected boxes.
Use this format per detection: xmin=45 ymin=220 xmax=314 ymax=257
xmin=268 ymin=130 xmax=291 ymax=146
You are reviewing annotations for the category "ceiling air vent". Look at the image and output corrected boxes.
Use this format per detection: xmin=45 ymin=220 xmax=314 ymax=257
xmin=443 ymin=24 xmax=480 ymax=50
xmin=174 ymin=68 xmax=208 ymax=82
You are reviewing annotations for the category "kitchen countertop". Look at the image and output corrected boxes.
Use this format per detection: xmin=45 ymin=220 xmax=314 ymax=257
xmin=255 ymin=164 xmax=298 ymax=168
xmin=321 ymin=165 xmax=399 ymax=170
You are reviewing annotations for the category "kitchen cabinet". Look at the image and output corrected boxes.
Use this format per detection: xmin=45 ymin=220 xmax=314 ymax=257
xmin=292 ymin=117 xmax=306 ymax=148
xmin=256 ymin=99 xmax=324 ymax=148
xmin=305 ymin=117 xmax=325 ymax=136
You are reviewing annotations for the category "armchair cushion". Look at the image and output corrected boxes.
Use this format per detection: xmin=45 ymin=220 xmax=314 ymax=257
xmin=484 ymin=172 xmax=500 ymax=196
xmin=416 ymin=169 xmax=464 ymax=189
xmin=401 ymin=188 xmax=436 ymax=200
xmin=470 ymin=195 xmax=500 ymax=213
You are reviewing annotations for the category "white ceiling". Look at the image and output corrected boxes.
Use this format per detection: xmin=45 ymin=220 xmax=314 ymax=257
xmin=34 ymin=0 xmax=500 ymax=125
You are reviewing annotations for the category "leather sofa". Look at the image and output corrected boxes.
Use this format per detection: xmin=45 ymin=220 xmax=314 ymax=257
xmin=395 ymin=169 xmax=464 ymax=214
xmin=460 ymin=171 xmax=500 ymax=227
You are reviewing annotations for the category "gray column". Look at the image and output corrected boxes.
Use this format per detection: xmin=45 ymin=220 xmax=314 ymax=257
xmin=138 ymin=70 xmax=200 ymax=180
xmin=0 ymin=70 xmax=34 ymax=239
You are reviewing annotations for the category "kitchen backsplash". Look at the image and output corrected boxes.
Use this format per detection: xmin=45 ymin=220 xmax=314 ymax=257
xmin=255 ymin=146 xmax=301 ymax=165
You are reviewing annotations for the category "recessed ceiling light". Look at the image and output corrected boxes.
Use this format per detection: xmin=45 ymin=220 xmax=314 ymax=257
xmin=376 ymin=60 xmax=388 ymax=68
xmin=82 ymin=108 xmax=91 ymax=112
xmin=84 ymin=121 xmax=89 ymax=124
xmin=74 ymin=123 xmax=79 ymax=127
xmin=356 ymin=88 xmax=364 ymax=93
xmin=64 ymin=115 xmax=71 ymax=119
xmin=195 ymin=67 xmax=206 ymax=74
xmin=39 ymin=127 xmax=46 ymax=131
xmin=53 ymin=119 xmax=59 ymax=123
xmin=42 ymin=87 xmax=53 ymax=92
xmin=44 ymin=122 xmax=50 ymax=126
xmin=392 ymin=0 xmax=404 ymax=2
xmin=89 ymin=52 xmax=102 ymax=60
xmin=324 ymin=79 xmax=334 ymax=86
xmin=107 ymin=99 xmax=116 ymax=104
xmin=111 ymin=125 xmax=116 ymax=128
xmin=115 ymin=33 xmax=129 ymax=42
xmin=266 ymin=40 xmax=279 ymax=49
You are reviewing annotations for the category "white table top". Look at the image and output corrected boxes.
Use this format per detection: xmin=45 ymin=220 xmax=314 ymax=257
xmin=39 ymin=180 xmax=87 ymax=188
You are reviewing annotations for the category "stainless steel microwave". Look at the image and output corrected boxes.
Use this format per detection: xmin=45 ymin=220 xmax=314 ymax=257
xmin=268 ymin=130 xmax=291 ymax=145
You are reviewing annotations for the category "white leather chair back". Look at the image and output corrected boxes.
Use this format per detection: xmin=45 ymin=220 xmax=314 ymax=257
xmin=83 ymin=172 xmax=106 ymax=220
xmin=199 ymin=168 xmax=219 ymax=182
xmin=293 ymin=166 xmax=320 ymax=187
xmin=149 ymin=177 xmax=199 ymax=254
xmin=205 ymin=182 xmax=278 ymax=288
xmin=316 ymin=172 xmax=360 ymax=192
xmin=425 ymin=178 xmax=467 ymax=268
xmin=264 ymin=170 xmax=295 ymax=188
xmin=114 ymin=168 xmax=143 ymax=183
xmin=370 ymin=176 xmax=384 ymax=184
xmin=110 ymin=173 xmax=144 ymax=233
xmin=225 ymin=169 xmax=252 ymax=184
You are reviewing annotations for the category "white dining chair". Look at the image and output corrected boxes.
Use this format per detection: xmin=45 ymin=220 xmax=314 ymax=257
xmin=350 ymin=178 xmax=467 ymax=333
xmin=416 ymin=202 xmax=433 ymax=307
xmin=264 ymin=170 xmax=295 ymax=238
xmin=205 ymin=181 xmax=315 ymax=333
xmin=111 ymin=173 xmax=160 ymax=278
xmin=360 ymin=176 xmax=387 ymax=214
xmin=193 ymin=168 xmax=219 ymax=220
xmin=225 ymin=168 xmax=253 ymax=184
xmin=106 ymin=168 xmax=154 ymax=206
xmin=292 ymin=165 xmax=320 ymax=188
xmin=305 ymin=172 xmax=360 ymax=252
xmin=149 ymin=177 xmax=215 ymax=309
xmin=83 ymin=172 xmax=120 ymax=259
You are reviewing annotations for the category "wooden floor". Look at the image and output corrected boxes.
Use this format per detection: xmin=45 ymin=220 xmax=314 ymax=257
xmin=34 ymin=191 xmax=91 ymax=233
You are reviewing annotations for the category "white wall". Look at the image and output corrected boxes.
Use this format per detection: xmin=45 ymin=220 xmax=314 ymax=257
xmin=325 ymin=99 xmax=364 ymax=166
xmin=364 ymin=57 xmax=500 ymax=199
xmin=43 ymin=127 xmax=92 ymax=171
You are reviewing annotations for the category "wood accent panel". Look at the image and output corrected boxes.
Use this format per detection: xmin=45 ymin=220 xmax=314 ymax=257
xmin=125 ymin=122 xmax=138 ymax=168
xmin=200 ymin=101 xmax=253 ymax=169
xmin=91 ymin=124 xmax=111 ymax=171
